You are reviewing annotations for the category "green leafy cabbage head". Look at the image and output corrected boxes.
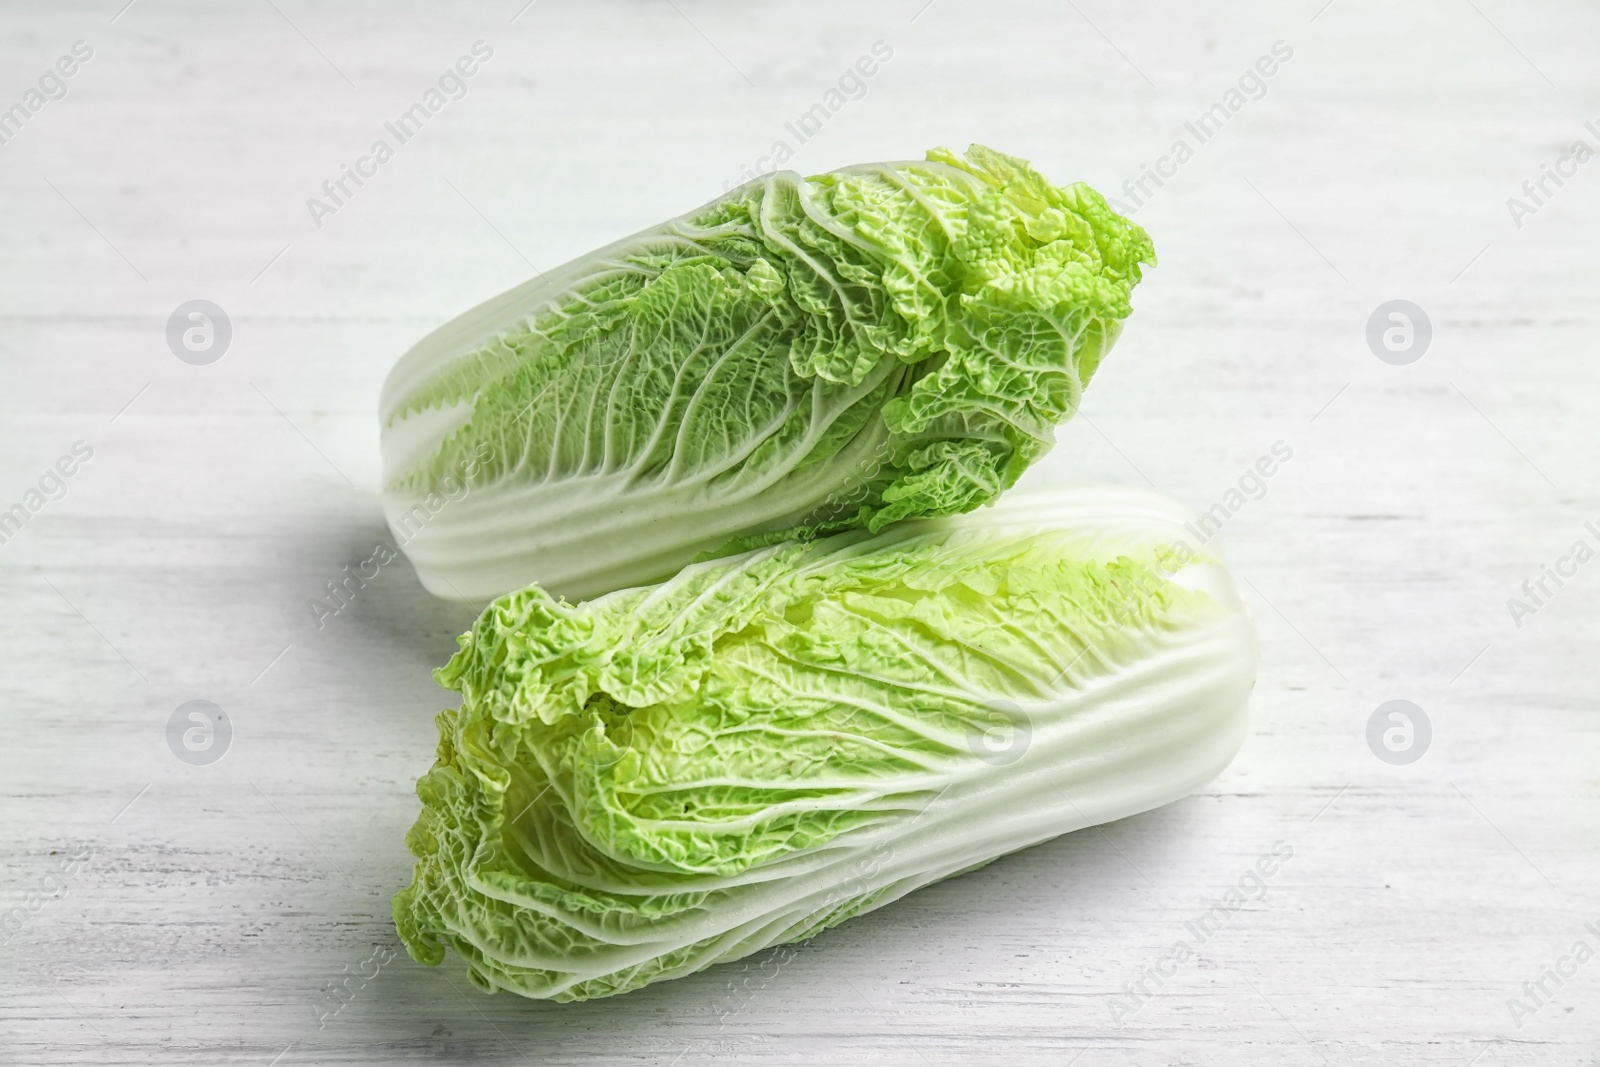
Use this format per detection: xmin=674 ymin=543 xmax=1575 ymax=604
xmin=380 ymin=146 xmax=1155 ymax=601
xmin=392 ymin=487 xmax=1256 ymax=1001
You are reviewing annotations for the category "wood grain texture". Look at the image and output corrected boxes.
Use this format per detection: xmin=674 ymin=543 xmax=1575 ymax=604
xmin=1 ymin=1 xmax=1596 ymax=1064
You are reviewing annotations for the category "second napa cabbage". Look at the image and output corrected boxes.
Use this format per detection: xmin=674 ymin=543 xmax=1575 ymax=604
xmin=380 ymin=145 xmax=1154 ymax=601
xmin=392 ymin=487 xmax=1257 ymax=1001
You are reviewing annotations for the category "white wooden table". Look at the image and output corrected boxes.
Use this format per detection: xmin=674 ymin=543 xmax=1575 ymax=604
xmin=2 ymin=1 xmax=1596 ymax=1063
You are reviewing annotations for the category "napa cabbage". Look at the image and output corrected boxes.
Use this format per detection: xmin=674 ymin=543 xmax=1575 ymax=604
xmin=392 ymin=486 xmax=1256 ymax=1001
xmin=379 ymin=146 xmax=1154 ymax=601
